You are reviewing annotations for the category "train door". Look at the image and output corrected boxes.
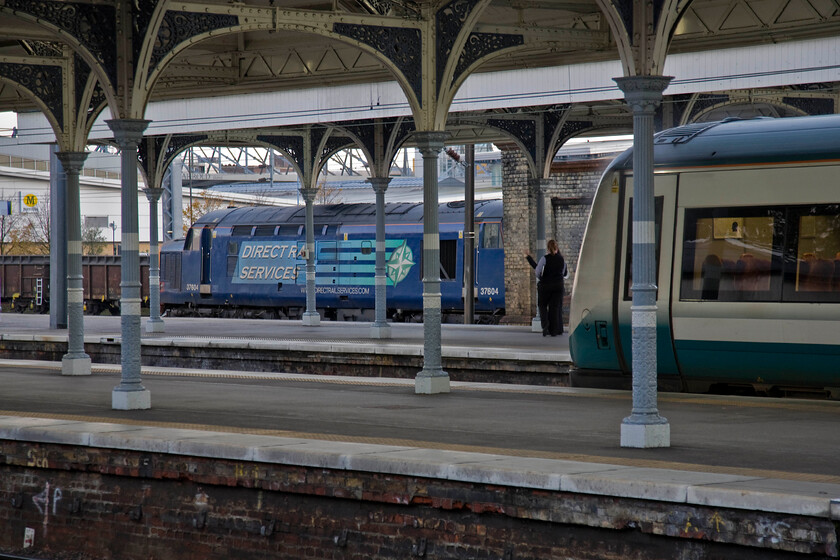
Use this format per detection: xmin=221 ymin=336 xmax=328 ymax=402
xmin=199 ymin=226 xmax=212 ymax=295
xmin=614 ymin=174 xmax=680 ymax=379
xmin=475 ymin=221 xmax=504 ymax=312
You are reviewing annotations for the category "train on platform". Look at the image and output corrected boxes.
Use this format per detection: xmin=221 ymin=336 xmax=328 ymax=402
xmin=569 ymin=114 xmax=840 ymax=398
xmin=159 ymin=200 xmax=505 ymax=322
xmin=0 ymin=254 xmax=150 ymax=314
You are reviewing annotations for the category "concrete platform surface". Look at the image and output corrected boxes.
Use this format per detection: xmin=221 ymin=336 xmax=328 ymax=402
xmin=0 ymin=357 xmax=839 ymax=523
xmin=0 ymin=314 xmax=569 ymax=362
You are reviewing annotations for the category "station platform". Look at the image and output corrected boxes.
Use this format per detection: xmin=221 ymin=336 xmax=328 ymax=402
xmin=0 ymin=313 xmax=565 ymax=357
xmin=1 ymin=315 xmax=839 ymax=557
xmin=0 ymin=314 xmax=572 ymax=384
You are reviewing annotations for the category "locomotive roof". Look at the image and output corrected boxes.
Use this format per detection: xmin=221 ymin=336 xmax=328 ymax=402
xmin=609 ymin=114 xmax=840 ymax=172
xmin=192 ymin=199 xmax=504 ymax=228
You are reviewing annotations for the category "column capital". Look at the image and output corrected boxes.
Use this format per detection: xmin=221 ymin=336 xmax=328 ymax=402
xmin=106 ymin=119 xmax=151 ymax=149
xmin=55 ymin=151 xmax=89 ymax=173
xmin=527 ymin=177 xmax=551 ymax=194
xmin=614 ymin=76 xmax=673 ymax=113
xmin=143 ymin=187 xmax=164 ymax=203
xmin=367 ymin=176 xmax=392 ymax=195
xmin=413 ymin=131 xmax=449 ymax=156
xmin=298 ymin=185 xmax=318 ymax=203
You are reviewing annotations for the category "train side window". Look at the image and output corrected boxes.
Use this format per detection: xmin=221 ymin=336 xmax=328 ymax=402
xmin=227 ymin=242 xmax=239 ymax=278
xmin=277 ymin=225 xmax=299 ymax=237
xmin=784 ymin=205 xmax=840 ymax=303
xmin=680 ymin=207 xmax=784 ymax=302
xmin=232 ymin=225 xmax=254 ymax=237
xmin=254 ymin=225 xmax=276 ymax=236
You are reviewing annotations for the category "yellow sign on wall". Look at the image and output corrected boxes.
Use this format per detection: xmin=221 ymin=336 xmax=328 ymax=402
xmin=22 ymin=194 xmax=38 ymax=208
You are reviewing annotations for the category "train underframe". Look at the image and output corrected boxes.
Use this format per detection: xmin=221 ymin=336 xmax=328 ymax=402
xmin=161 ymin=302 xmax=504 ymax=324
xmin=4 ymin=296 xmax=140 ymax=316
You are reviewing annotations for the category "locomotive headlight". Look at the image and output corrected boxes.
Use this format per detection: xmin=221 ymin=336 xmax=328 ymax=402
xmin=581 ymin=308 xmax=592 ymax=331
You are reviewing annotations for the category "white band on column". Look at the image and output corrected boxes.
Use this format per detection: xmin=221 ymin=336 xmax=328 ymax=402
xmin=122 ymin=298 xmax=142 ymax=316
xmin=633 ymin=221 xmax=655 ymax=245
xmin=423 ymin=293 xmax=441 ymax=309
xmin=122 ymin=232 xmax=138 ymax=247
xmin=68 ymin=240 xmax=82 ymax=255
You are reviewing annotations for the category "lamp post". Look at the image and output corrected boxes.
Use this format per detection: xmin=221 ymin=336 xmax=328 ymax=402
xmin=109 ymin=221 xmax=116 ymax=255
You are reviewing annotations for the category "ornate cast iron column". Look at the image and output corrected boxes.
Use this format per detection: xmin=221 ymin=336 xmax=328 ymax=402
xmin=56 ymin=151 xmax=91 ymax=376
xmin=108 ymin=119 xmax=151 ymax=410
xmin=368 ymin=177 xmax=392 ymax=339
xmin=49 ymin=147 xmax=67 ymax=330
xmin=529 ymin=178 xmax=549 ymax=333
xmin=414 ymin=131 xmax=450 ymax=395
xmin=614 ymin=76 xmax=672 ymax=448
xmin=463 ymin=144 xmax=475 ymax=325
xmin=144 ymin=187 xmax=165 ymax=333
xmin=300 ymin=185 xmax=320 ymax=326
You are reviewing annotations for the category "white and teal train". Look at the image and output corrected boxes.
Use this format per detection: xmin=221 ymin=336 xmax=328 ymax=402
xmin=569 ymin=115 xmax=840 ymax=397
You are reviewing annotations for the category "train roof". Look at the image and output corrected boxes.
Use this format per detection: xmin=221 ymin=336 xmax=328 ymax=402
xmin=192 ymin=199 xmax=504 ymax=228
xmin=609 ymin=114 xmax=840 ymax=172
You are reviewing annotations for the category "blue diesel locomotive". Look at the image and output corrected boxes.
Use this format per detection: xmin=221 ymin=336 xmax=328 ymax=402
xmin=160 ymin=199 xmax=505 ymax=321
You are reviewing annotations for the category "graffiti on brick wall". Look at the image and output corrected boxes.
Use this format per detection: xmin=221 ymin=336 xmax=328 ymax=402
xmin=26 ymin=448 xmax=49 ymax=468
xmin=31 ymin=481 xmax=63 ymax=538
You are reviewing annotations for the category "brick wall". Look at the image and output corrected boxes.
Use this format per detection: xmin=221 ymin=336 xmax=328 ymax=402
xmin=501 ymin=148 xmax=610 ymax=324
xmin=0 ymin=439 xmax=832 ymax=560
xmin=501 ymin=148 xmax=536 ymax=324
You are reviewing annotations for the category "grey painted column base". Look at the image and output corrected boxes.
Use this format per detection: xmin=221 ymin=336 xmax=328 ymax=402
xmin=413 ymin=131 xmax=450 ymax=395
xmin=369 ymin=323 xmax=391 ymax=339
xmin=615 ymin=75 xmax=673 ymax=450
xmin=112 ymin=387 xmax=151 ymax=410
xmin=531 ymin=317 xmax=542 ymax=333
xmin=108 ymin=118 xmax=151 ymax=412
xmin=145 ymin=318 xmax=165 ymax=333
xmin=302 ymin=313 xmax=320 ymax=326
xmin=415 ymin=371 xmax=451 ymax=394
xmin=621 ymin=420 xmax=670 ymax=448
xmin=62 ymin=355 xmax=91 ymax=376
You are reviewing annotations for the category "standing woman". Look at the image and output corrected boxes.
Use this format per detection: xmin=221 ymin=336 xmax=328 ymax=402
xmin=535 ymin=239 xmax=567 ymax=336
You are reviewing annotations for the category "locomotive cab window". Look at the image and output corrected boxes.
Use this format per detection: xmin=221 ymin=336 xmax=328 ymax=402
xmin=480 ymin=223 xmax=502 ymax=249
xmin=184 ymin=227 xmax=205 ymax=251
xmin=183 ymin=228 xmax=193 ymax=251
xmin=680 ymin=207 xmax=784 ymax=302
